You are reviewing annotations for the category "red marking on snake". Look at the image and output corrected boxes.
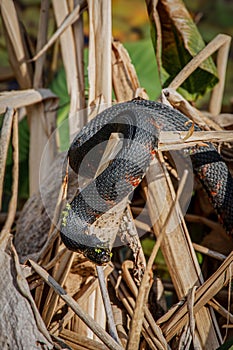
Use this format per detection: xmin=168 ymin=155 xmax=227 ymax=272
xmin=126 ymin=174 xmax=141 ymax=187
xmin=150 ymin=148 xmax=157 ymax=159
xmin=199 ymin=164 xmax=209 ymax=180
xmin=211 ymin=181 xmax=222 ymax=197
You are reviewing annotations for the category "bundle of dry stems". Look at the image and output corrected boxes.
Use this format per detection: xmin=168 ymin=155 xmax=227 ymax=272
xmin=0 ymin=1 xmax=233 ymax=349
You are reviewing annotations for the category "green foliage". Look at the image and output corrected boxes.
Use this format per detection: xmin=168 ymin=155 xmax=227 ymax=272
xmin=217 ymin=337 xmax=233 ymax=350
xmin=49 ymin=68 xmax=70 ymax=151
xmin=148 ymin=0 xmax=219 ymax=101
xmin=2 ymin=117 xmax=29 ymax=207
xmin=124 ymin=39 xmax=161 ymax=99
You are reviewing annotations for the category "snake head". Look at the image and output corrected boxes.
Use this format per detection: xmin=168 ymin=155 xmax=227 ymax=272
xmin=83 ymin=246 xmax=112 ymax=265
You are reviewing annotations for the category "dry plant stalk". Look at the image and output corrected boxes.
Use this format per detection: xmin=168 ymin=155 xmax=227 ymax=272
xmin=88 ymin=0 xmax=112 ymax=106
xmin=1 ymin=0 xmax=32 ymax=88
xmin=122 ymin=260 xmax=168 ymax=349
xmin=52 ymin=0 xmax=86 ymax=140
xmin=1 ymin=0 xmax=59 ymax=194
xmin=0 ymin=110 xmax=19 ymax=255
xmin=49 ymin=265 xmax=113 ymax=336
xmin=142 ymin=153 xmax=221 ymax=348
xmin=59 ymin=329 xmax=109 ymax=350
xmin=0 ymin=108 xmax=15 ymax=210
xmin=33 ymin=0 xmax=50 ymax=88
xmin=31 ymin=1 xmax=86 ymax=63
xmin=0 ymin=89 xmax=58 ymax=114
xmin=159 ymin=251 xmax=233 ymax=341
xmin=161 ymin=88 xmax=222 ymax=130
xmin=112 ymin=41 xmax=146 ymax=101
xmin=29 ymin=259 xmax=123 ymax=350
xmin=109 ymin=270 xmax=164 ymax=350
xmin=1 ymin=0 xmax=232 ymax=348
xmin=159 ymin=130 xmax=233 ymax=151
xmin=1 ymin=111 xmax=19 ymax=235
xmin=127 ymin=170 xmax=188 ymax=350
xmin=167 ymin=34 xmax=231 ymax=115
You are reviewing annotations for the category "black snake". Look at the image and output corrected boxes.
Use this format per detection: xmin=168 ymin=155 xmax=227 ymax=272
xmin=60 ymin=99 xmax=233 ymax=264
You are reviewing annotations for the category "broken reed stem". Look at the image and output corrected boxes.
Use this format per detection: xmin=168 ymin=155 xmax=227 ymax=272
xmin=30 ymin=1 xmax=87 ymax=62
xmin=126 ymin=169 xmax=188 ymax=350
xmin=0 ymin=108 xmax=14 ymax=210
xmin=158 ymin=130 xmax=233 ymax=151
xmin=94 ymin=133 xmax=123 ymax=344
xmin=122 ymin=261 xmax=168 ymax=349
xmin=208 ymin=299 xmax=233 ymax=324
xmin=223 ymin=263 xmax=232 ymax=342
xmin=187 ymin=285 xmax=197 ymax=346
xmin=168 ymin=34 xmax=231 ymax=116
xmin=1 ymin=110 xmax=19 ymax=246
xmin=41 ymin=251 xmax=75 ymax=327
xmin=33 ymin=0 xmax=50 ymax=88
xmin=160 ymin=251 xmax=233 ymax=341
xmin=49 ymin=157 xmax=69 ymax=236
xmin=110 ymin=270 xmax=164 ymax=350
xmin=29 ymin=259 xmax=123 ymax=350
xmin=50 ymin=265 xmax=113 ymax=335
xmin=192 ymin=243 xmax=226 ymax=261
xmin=209 ymin=35 xmax=232 ymax=115
xmin=59 ymin=329 xmax=110 ymax=350
xmin=96 ymin=266 xmax=121 ymax=345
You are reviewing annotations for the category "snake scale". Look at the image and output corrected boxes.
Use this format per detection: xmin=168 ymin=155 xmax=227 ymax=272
xmin=60 ymin=99 xmax=233 ymax=264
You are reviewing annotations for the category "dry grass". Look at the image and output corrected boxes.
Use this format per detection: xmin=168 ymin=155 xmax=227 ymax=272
xmin=0 ymin=1 xmax=233 ymax=350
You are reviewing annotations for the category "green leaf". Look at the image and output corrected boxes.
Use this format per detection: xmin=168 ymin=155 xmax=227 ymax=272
xmin=49 ymin=68 xmax=70 ymax=126
xmin=147 ymin=0 xmax=219 ymax=100
xmin=216 ymin=337 xmax=233 ymax=350
xmin=124 ymin=39 xmax=161 ymax=99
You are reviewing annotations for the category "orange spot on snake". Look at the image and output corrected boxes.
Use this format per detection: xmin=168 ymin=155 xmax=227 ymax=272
xmin=126 ymin=174 xmax=141 ymax=187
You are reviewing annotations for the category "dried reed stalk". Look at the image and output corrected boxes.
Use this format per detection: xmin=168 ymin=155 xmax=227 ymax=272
xmin=31 ymin=1 xmax=86 ymax=63
xmin=29 ymin=259 xmax=123 ymax=350
xmin=1 ymin=0 xmax=32 ymax=88
xmin=0 ymin=89 xmax=58 ymax=114
xmin=42 ymin=251 xmax=75 ymax=327
xmin=127 ymin=170 xmax=188 ymax=349
xmin=52 ymin=0 xmax=86 ymax=140
xmin=2 ymin=0 xmax=59 ymax=194
xmin=88 ymin=0 xmax=112 ymax=106
xmin=50 ymin=266 xmax=113 ymax=336
xmin=161 ymin=88 xmax=222 ymax=130
xmin=1 ymin=110 xmax=19 ymax=237
xmin=110 ymin=269 xmax=166 ymax=350
xmin=112 ymin=41 xmax=145 ymax=101
xmin=0 ymin=108 xmax=14 ymax=210
xmin=33 ymin=0 xmax=50 ymax=88
xmin=167 ymin=34 xmax=231 ymax=115
xmin=158 ymin=130 xmax=233 ymax=151
xmin=159 ymin=251 xmax=233 ymax=341
xmin=122 ymin=260 xmax=168 ymax=349
xmin=142 ymin=153 xmax=221 ymax=347
xmin=59 ymin=329 xmax=109 ymax=350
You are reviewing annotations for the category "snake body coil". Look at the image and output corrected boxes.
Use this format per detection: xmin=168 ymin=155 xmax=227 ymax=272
xmin=60 ymin=100 xmax=233 ymax=264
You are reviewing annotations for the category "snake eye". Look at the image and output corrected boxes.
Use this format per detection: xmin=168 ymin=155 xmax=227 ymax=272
xmin=84 ymin=247 xmax=112 ymax=265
